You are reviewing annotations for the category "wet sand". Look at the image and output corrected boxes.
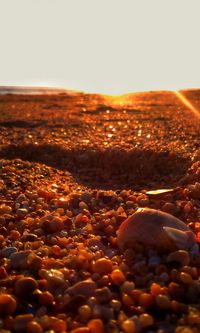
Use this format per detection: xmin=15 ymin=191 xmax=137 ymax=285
xmin=0 ymin=90 xmax=200 ymax=332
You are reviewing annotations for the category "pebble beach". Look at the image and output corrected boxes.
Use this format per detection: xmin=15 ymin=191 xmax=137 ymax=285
xmin=1 ymin=89 xmax=200 ymax=333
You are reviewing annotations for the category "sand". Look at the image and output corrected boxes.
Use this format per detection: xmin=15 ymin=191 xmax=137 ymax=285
xmin=0 ymin=89 xmax=200 ymax=332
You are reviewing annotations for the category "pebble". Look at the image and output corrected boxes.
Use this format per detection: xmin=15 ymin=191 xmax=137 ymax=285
xmin=2 ymin=246 xmax=17 ymax=258
xmin=0 ymin=294 xmax=17 ymax=315
xmin=95 ymin=287 xmax=112 ymax=303
xmin=179 ymin=272 xmax=193 ymax=284
xmin=110 ymin=299 xmax=122 ymax=311
xmin=139 ymin=313 xmax=154 ymax=327
xmin=16 ymin=208 xmax=28 ymax=217
xmin=0 ymin=205 xmax=12 ymax=215
xmin=68 ymin=280 xmax=97 ymax=297
xmin=156 ymin=294 xmax=171 ymax=310
xmin=39 ymin=291 xmax=54 ymax=306
xmin=27 ymin=321 xmax=43 ymax=333
xmin=40 ymin=269 xmax=65 ymax=287
xmin=14 ymin=277 xmax=38 ymax=297
xmin=110 ymin=269 xmax=126 ymax=285
xmin=167 ymin=250 xmax=190 ymax=266
xmin=13 ymin=314 xmax=34 ymax=331
xmin=139 ymin=293 xmax=154 ymax=308
xmin=51 ymin=318 xmax=67 ymax=332
xmin=120 ymin=281 xmax=135 ymax=293
xmin=42 ymin=217 xmax=64 ymax=233
xmin=93 ymin=258 xmax=113 ymax=275
xmin=10 ymin=250 xmax=32 ymax=269
xmin=21 ymin=233 xmax=38 ymax=242
xmin=121 ymin=319 xmax=136 ymax=333
xmin=71 ymin=328 xmax=90 ymax=333
xmin=87 ymin=238 xmax=106 ymax=251
xmin=87 ymin=319 xmax=104 ymax=333
xmin=78 ymin=305 xmax=92 ymax=321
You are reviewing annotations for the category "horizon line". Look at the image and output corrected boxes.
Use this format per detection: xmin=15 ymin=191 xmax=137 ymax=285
xmin=0 ymin=84 xmax=200 ymax=98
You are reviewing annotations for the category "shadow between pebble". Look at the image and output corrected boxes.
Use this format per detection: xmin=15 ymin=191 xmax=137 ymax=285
xmin=0 ymin=143 xmax=191 ymax=190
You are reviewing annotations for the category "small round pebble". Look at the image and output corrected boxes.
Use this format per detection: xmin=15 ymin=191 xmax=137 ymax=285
xmin=120 ymin=281 xmax=135 ymax=293
xmin=93 ymin=258 xmax=113 ymax=275
xmin=78 ymin=305 xmax=92 ymax=321
xmin=27 ymin=321 xmax=43 ymax=333
xmin=156 ymin=294 xmax=171 ymax=310
xmin=2 ymin=247 xmax=18 ymax=258
xmin=139 ymin=293 xmax=154 ymax=308
xmin=87 ymin=319 xmax=104 ymax=333
xmin=0 ymin=294 xmax=17 ymax=315
xmin=40 ymin=269 xmax=65 ymax=287
xmin=180 ymin=272 xmax=193 ymax=284
xmin=68 ymin=280 xmax=97 ymax=297
xmin=110 ymin=269 xmax=125 ymax=285
xmin=14 ymin=314 xmax=34 ymax=331
xmin=121 ymin=319 xmax=136 ymax=333
xmin=139 ymin=313 xmax=154 ymax=327
xmin=167 ymin=250 xmax=190 ymax=266
xmin=14 ymin=277 xmax=38 ymax=297
xmin=39 ymin=291 xmax=54 ymax=306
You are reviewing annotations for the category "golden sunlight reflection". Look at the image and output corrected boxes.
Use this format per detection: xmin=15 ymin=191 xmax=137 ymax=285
xmin=174 ymin=91 xmax=200 ymax=119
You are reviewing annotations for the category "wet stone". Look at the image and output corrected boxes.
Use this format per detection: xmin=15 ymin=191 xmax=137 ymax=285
xmin=40 ymin=269 xmax=65 ymax=287
xmin=68 ymin=280 xmax=97 ymax=297
xmin=14 ymin=277 xmax=38 ymax=297
xmin=10 ymin=250 xmax=32 ymax=269
xmin=167 ymin=250 xmax=190 ymax=267
xmin=16 ymin=208 xmax=28 ymax=217
xmin=21 ymin=233 xmax=38 ymax=242
xmin=13 ymin=314 xmax=34 ymax=331
xmin=95 ymin=287 xmax=112 ymax=303
xmin=2 ymin=246 xmax=18 ymax=258
xmin=93 ymin=257 xmax=113 ymax=275
xmin=0 ymin=294 xmax=17 ymax=315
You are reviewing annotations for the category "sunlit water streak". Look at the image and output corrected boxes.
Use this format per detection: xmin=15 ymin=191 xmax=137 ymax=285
xmin=174 ymin=91 xmax=200 ymax=119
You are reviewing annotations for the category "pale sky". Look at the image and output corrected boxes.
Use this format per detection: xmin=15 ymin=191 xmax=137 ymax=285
xmin=0 ymin=0 xmax=200 ymax=95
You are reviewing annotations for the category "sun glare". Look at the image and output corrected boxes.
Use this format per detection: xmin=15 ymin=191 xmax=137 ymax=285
xmin=174 ymin=91 xmax=200 ymax=119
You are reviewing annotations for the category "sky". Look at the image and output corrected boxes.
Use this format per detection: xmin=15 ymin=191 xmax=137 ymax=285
xmin=0 ymin=0 xmax=200 ymax=95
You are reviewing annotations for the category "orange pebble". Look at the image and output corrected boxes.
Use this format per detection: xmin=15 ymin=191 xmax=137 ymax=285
xmin=0 ymin=234 xmax=4 ymax=244
xmin=110 ymin=269 xmax=125 ymax=285
xmin=105 ymin=225 xmax=114 ymax=235
xmin=27 ymin=321 xmax=43 ymax=333
xmin=71 ymin=328 xmax=90 ymax=333
xmin=150 ymin=283 xmax=162 ymax=296
xmin=139 ymin=293 xmax=154 ymax=308
xmin=130 ymin=289 xmax=142 ymax=303
xmin=10 ymin=230 xmax=21 ymax=240
xmin=122 ymin=293 xmax=134 ymax=306
xmin=0 ymin=294 xmax=17 ymax=315
xmin=0 ymin=267 xmax=8 ymax=279
xmin=197 ymin=232 xmax=200 ymax=242
xmin=139 ymin=313 xmax=154 ymax=327
xmin=39 ymin=291 xmax=54 ymax=306
xmin=88 ymin=319 xmax=104 ymax=333
xmin=52 ymin=319 xmax=67 ymax=332
xmin=51 ymin=245 xmax=61 ymax=256
xmin=121 ymin=319 xmax=136 ymax=333
xmin=93 ymin=258 xmax=113 ymax=275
